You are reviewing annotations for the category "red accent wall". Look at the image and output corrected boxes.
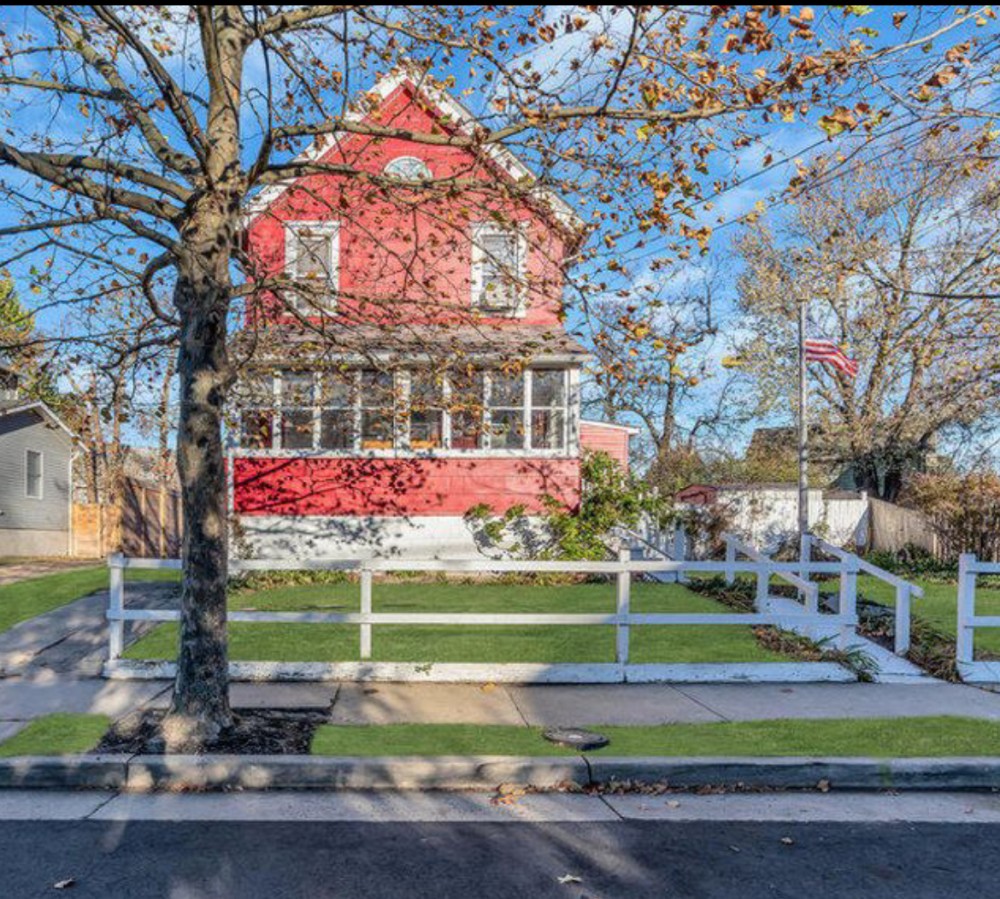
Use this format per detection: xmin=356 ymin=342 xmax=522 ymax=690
xmin=579 ymin=423 xmax=632 ymax=472
xmin=246 ymin=80 xmax=568 ymax=330
xmin=233 ymin=456 xmax=581 ymax=517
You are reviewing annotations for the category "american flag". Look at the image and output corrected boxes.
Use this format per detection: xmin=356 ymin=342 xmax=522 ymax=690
xmin=804 ymin=339 xmax=859 ymax=378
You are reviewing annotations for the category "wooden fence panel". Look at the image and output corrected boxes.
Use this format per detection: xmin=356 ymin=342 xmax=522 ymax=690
xmin=74 ymin=478 xmax=181 ymax=559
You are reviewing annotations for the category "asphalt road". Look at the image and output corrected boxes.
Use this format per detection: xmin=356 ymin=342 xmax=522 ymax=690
xmin=0 ymin=819 xmax=991 ymax=899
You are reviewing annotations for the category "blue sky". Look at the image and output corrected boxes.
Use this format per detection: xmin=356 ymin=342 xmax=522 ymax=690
xmin=0 ymin=6 xmax=995 ymax=461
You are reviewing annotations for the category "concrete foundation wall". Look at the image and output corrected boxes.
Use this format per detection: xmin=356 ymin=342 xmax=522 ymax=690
xmin=0 ymin=527 xmax=70 ymax=556
xmin=233 ymin=514 xmax=551 ymax=560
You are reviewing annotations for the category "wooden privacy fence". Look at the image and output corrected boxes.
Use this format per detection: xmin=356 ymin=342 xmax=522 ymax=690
xmin=72 ymin=478 xmax=182 ymax=559
xmin=104 ymin=550 xmax=862 ymax=684
xmin=868 ymin=498 xmax=1000 ymax=563
xmin=956 ymin=553 xmax=1000 ymax=684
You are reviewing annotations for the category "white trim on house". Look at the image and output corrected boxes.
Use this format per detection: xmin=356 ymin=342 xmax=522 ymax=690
xmin=0 ymin=401 xmax=76 ymax=439
xmin=244 ymin=68 xmax=585 ymax=234
xmin=579 ymin=419 xmax=641 ymax=436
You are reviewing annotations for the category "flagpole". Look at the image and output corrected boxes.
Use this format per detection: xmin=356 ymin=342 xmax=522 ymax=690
xmin=797 ymin=297 xmax=809 ymax=565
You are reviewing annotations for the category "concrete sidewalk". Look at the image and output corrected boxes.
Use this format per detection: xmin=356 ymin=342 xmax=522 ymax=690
xmin=208 ymin=680 xmax=1000 ymax=726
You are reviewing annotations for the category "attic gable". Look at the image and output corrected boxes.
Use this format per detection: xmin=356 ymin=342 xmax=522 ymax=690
xmin=246 ymin=68 xmax=585 ymax=241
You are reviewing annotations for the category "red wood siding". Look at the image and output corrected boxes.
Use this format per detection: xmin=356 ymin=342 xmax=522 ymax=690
xmin=579 ymin=423 xmax=632 ymax=472
xmin=246 ymin=80 xmax=567 ymax=329
xmin=233 ymin=456 xmax=581 ymax=517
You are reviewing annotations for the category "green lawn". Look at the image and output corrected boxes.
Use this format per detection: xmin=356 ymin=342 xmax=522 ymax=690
xmin=0 ymin=566 xmax=180 ymax=635
xmin=0 ymin=714 xmax=111 ymax=757
xmin=125 ymin=579 xmax=788 ymax=664
xmin=814 ymin=574 xmax=1000 ymax=656
xmin=310 ymin=716 xmax=1000 ymax=757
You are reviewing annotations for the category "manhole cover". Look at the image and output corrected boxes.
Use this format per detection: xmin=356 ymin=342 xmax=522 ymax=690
xmin=542 ymin=727 xmax=610 ymax=751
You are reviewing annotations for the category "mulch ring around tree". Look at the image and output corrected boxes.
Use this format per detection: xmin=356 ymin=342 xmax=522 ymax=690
xmin=96 ymin=708 xmax=329 ymax=755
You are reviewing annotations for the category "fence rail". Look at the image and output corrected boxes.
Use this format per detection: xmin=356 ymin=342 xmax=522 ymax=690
xmin=105 ymin=549 xmax=859 ymax=684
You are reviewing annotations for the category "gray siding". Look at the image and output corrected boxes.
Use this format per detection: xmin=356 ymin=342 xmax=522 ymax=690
xmin=0 ymin=410 xmax=72 ymax=533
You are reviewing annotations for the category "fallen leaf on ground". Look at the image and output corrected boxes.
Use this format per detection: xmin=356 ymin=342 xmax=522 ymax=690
xmin=666 ymin=799 xmax=681 ymax=808
xmin=557 ymin=874 xmax=582 ymax=885
xmin=53 ymin=879 xmax=75 ymax=890
xmin=817 ymin=779 xmax=831 ymax=793
xmin=781 ymin=837 xmax=795 ymax=846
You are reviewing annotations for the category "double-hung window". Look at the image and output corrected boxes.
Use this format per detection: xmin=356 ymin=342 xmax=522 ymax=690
xmin=285 ymin=222 xmax=339 ymax=313
xmin=472 ymin=224 xmax=525 ymax=315
xmin=25 ymin=450 xmax=42 ymax=499
xmin=239 ymin=372 xmax=276 ymax=449
xmin=488 ymin=370 xmax=525 ymax=449
xmin=279 ymin=371 xmax=316 ymax=450
xmin=360 ymin=369 xmax=396 ymax=450
xmin=319 ymin=370 xmax=356 ymax=451
xmin=530 ymin=370 xmax=567 ymax=450
xmin=449 ymin=367 xmax=484 ymax=450
xmin=408 ymin=369 xmax=445 ymax=450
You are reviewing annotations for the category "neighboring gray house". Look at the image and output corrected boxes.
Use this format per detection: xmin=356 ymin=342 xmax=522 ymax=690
xmin=0 ymin=365 xmax=75 ymax=556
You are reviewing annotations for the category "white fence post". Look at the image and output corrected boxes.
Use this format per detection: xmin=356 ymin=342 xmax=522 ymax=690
xmin=108 ymin=553 xmax=125 ymax=662
xmin=799 ymin=532 xmax=812 ymax=602
xmin=616 ymin=548 xmax=631 ymax=672
xmin=956 ymin=553 xmax=976 ymax=667
xmin=673 ymin=526 xmax=688 ymax=585
xmin=724 ymin=535 xmax=736 ymax=586
xmin=838 ymin=554 xmax=858 ymax=649
xmin=894 ymin=583 xmax=911 ymax=656
xmin=359 ymin=566 xmax=373 ymax=660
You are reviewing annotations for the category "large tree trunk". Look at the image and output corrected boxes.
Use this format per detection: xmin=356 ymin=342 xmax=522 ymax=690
xmin=164 ymin=239 xmax=236 ymax=750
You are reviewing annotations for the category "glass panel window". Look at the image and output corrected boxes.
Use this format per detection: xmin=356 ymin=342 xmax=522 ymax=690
xmin=280 ymin=370 xmax=315 ymax=450
xmin=473 ymin=227 xmax=522 ymax=313
xmin=360 ymin=369 xmax=395 ymax=450
xmin=286 ymin=223 xmax=338 ymax=312
xmin=488 ymin=370 xmax=525 ymax=450
xmin=319 ymin=370 xmax=355 ymax=451
xmin=25 ymin=450 xmax=42 ymax=498
xmin=449 ymin=367 xmax=484 ymax=450
xmin=530 ymin=369 xmax=567 ymax=450
xmin=409 ymin=369 xmax=444 ymax=450
xmin=238 ymin=372 xmax=276 ymax=450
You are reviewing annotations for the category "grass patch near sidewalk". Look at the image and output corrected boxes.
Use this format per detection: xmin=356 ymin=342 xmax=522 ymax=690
xmin=310 ymin=716 xmax=1000 ymax=758
xmin=0 ymin=713 xmax=111 ymax=757
xmin=0 ymin=566 xmax=180 ymax=635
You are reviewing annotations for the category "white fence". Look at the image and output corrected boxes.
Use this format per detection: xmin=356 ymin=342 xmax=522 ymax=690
xmin=956 ymin=553 xmax=1000 ymax=683
xmin=105 ymin=549 xmax=858 ymax=684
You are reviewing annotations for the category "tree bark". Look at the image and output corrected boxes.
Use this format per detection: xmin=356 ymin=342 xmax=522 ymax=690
xmin=165 ymin=237 xmax=236 ymax=749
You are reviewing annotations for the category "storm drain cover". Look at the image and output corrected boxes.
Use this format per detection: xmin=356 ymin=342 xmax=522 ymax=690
xmin=543 ymin=727 xmax=610 ymax=751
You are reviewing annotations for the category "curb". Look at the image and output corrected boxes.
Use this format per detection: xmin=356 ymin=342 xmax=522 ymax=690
xmin=2 ymin=755 xmax=1000 ymax=792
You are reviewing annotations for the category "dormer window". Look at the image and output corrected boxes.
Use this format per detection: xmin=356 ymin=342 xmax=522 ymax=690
xmin=284 ymin=221 xmax=339 ymax=314
xmin=384 ymin=156 xmax=432 ymax=181
xmin=471 ymin=223 xmax=526 ymax=316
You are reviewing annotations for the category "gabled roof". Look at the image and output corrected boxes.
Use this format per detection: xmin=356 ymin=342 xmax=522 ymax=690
xmin=0 ymin=399 xmax=76 ymax=439
xmin=246 ymin=67 xmax=586 ymax=238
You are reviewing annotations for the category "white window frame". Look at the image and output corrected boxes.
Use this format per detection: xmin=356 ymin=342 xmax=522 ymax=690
xmin=25 ymin=449 xmax=43 ymax=500
xmin=234 ymin=366 xmax=576 ymax=459
xmin=383 ymin=156 xmax=432 ymax=181
xmin=471 ymin=222 xmax=528 ymax=317
xmin=284 ymin=220 xmax=340 ymax=314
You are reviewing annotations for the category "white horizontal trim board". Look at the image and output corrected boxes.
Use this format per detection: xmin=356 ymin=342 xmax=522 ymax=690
xmin=104 ymin=659 xmax=855 ymax=684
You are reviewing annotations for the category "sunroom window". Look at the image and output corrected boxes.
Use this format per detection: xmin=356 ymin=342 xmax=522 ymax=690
xmin=319 ymin=370 xmax=355 ymax=450
xmin=360 ymin=369 xmax=395 ymax=450
xmin=488 ymin=369 xmax=525 ymax=449
xmin=239 ymin=372 xmax=276 ymax=449
xmin=409 ymin=369 xmax=445 ymax=450
xmin=449 ymin=366 xmax=484 ymax=450
xmin=530 ymin=369 xmax=567 ymax=450
xmin=279 ymin=371 xmax=315 ymax=450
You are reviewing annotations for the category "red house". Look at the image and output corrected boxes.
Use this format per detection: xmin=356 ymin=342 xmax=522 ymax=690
xmin=230 ymin=68 xmax=633 ymax=558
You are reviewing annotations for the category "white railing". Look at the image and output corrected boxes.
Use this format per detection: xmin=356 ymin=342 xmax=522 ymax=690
xmin=956 ymin=553 xmax=1000 ymax=682
xmin=105 ymin=549 xmax=857 ymax=684
xmin=807 ymin=534 xmax=922 ymax=656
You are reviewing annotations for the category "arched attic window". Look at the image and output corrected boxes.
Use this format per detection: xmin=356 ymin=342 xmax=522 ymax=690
xmin=383 ymin=156 xmax=432 ymax=181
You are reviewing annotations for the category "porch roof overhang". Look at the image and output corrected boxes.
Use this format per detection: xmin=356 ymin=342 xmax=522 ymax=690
xmin=236 ymin=323 xmax=591 ymax=368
